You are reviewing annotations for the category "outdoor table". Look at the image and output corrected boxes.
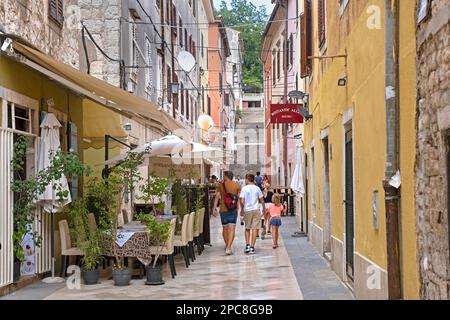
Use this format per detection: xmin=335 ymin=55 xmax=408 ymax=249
xmin=105 ymin=216 xmax=177 ymax=266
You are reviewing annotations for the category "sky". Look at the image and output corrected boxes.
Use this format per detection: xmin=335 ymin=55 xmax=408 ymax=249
xmin=212 ymin=0 xmax=275 ymax=15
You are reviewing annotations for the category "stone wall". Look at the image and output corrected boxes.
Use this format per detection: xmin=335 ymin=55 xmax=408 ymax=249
xmin=415 ymin=0 xmax=450 ymax=300
xmin=0 ymin=0 xmax=79 ymax=67
xmin=78 ymin=0 xmax=121 ymax=86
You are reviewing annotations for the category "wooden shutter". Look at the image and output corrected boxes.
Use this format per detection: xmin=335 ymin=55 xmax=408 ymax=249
xmin=301 ymin=0 xmax=312 ymax=78
xmin=318 ymin=0 xmax=326 ymax=47
xmin=49 ymin=0 xmax=64 ymax=25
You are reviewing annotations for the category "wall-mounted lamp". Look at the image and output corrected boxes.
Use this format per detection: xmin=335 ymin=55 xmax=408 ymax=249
xmin=123 ymin=123 xmax=132 ymax=131
xmin=338 ymin=76 xmax=347 ymax=87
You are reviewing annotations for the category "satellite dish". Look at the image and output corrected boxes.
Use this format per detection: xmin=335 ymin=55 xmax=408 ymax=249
xmin=177 ymin=50 xmax=196 ymax=72
xmin=288 ymin=90 xmax=306 ymax=100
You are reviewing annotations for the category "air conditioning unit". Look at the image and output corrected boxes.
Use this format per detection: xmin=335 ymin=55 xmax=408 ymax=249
xmin=127 ymin=81 xmax=135 ymax=93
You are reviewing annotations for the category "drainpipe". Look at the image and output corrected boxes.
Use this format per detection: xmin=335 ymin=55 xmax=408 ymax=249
xmin=281 ymin=0 xmax=289 ymax=186
xmin=383 ymin=0 xmax=401 ymax=300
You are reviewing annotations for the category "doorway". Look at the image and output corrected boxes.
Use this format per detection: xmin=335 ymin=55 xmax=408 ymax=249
xmin=322 ymin=138 xmax=331 ymax=255
xmin=305 ymin=153 xmax=309 ymax=235
xmin=345 ymin=128 xmax=354 ymax=280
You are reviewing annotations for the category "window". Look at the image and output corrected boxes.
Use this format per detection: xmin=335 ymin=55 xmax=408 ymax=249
xmin=186 ymin=93 xmax=190 ymax=120
xmin=318 ymin=0 xmax=326 ymax=48
xmin=129 ymin=13 xmax=137 ymax=81
xmin=145 ymin=36 xmax=153 ymax=92
xmin=7 ymin=103 xmax=33 ymax=133
xmin=49 ymin=0 xmax=64 ymax=25
xmin=277 ymin=49 xmax=281 ymax=79
xmin=289 ymin=34 xmax=294 ymax=67
xmin=201 ymin=33 xmax=204 ymax=58
xmin=184 ymin=29 xmax=188 ymax=51
xmin=339 ymin=0 xmax=349 ymax=16
xmin=207 ymin=96 xmax=211 ymax=115
xmin=272 ymin=52 xmax=276 ymax=85
xmin=166 ymin=65 xmax=172 ymax=103
xmin=179 ymin=18 xmax=183 ymax=46
xmin=157 ymin=54 xmax=163 ymax=103
xmin=300 ymin=0 xmax=312 ymax=78
xmin=248 ymin=101 xmax=261 ymax=108
xmin=180 ymin=82 xmax=185 ymax=115
xmin=224 ymin=93 xmax=230 ymax=106
xmin=219 ymin=73 xmax=223 ymax=94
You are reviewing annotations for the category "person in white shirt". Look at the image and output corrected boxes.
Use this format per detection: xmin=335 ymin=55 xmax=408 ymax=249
xmin=239 ymin=173 xmax=265 ymax=254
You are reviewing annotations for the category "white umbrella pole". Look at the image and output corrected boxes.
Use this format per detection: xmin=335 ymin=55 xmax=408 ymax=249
xmin=42 ymin=209 xmax=64 ymax=283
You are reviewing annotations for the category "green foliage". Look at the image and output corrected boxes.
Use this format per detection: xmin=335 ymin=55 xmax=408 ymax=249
xmin=100 ymin=150 xmax=148 ymax=270
xmin=217 ymin=0 xmax=268 ymax=89
xmin=138 ymin=175 xmax=170 ymax=214
xmin=171 ymin=180 xmax=187 ymax=233
xmin=11 ymin=135 xmax=90 ymax=261
xmin=137 ymin=213 xmax=171 ymax=267
xmin=193 ymin=187 xmax=205 ymax=231
xmin=67 ymin=199 xmax=104 ymax=271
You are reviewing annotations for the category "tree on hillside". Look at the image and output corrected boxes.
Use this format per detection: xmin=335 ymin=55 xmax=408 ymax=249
xmin=216 ymin=0 xmax=268 ymax=89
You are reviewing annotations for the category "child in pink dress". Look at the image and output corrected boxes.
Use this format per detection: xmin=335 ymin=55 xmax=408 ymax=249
xmin=267 ymin=194 xmax=286 ymax=249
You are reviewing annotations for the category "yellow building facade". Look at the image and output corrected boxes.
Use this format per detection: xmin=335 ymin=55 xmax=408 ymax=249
xmin=303 ymin=0 xmax=419 ymax=299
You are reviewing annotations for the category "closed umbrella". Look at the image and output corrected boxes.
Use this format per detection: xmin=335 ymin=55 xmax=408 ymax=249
xmin=37 ymin=113 xmax=72 ymax=284
xmin=290 ymin=145 xmax=305 ymax=195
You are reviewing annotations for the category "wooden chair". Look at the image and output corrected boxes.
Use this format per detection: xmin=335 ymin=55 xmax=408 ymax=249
xmin=88 ymin=213 xmax=97 ymax=233
xmin=149 ymin=218 xmax=177 ymax=279
xmin=187 ymin=212 xmax=196 ymax=262
xmin=122 ymin=209 xmax=130 ymax=225
xmin=198 ymin=208 xmax=205 ymax=252
xmin=193 ymin=209 xmax=203 ymax=255
xmin=173 ymin=214 xmax=190 ymax=268
xmin=59 ymin=219 xmax=83 ymax=277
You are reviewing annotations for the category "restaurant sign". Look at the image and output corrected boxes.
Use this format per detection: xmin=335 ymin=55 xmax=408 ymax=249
xmin=270 ymin=104 xmax=304 ymax=124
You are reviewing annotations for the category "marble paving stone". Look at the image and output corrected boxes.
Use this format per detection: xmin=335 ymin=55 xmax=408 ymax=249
xmin=42 ymin=217 xmax=303 ymax=300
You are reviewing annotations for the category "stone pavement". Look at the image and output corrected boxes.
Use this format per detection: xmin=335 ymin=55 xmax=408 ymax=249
xmin=280 ymin=217 xmax=354 ymax=300
xmin=1 ymin=215 xmax=352 ymax=300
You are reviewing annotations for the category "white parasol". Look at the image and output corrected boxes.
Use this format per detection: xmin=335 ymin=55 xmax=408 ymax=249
xmin=37 ymin=113 xmax=72 ymax=284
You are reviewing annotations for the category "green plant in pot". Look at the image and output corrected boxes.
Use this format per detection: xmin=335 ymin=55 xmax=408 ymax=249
xmin=68 ymin=199 xmax=104 ymax=285
xmin=138 ymin=174 xmax=170 ymax=215
xmin=99 ymin=150 xmax=147 ymax=286
xmin=11 ymin=135 xmax=89 ymax=282
xmin=137 ymin=213 xmax=172 ymax=285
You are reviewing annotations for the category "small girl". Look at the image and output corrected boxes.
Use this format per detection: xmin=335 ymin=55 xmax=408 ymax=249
xmin=267 ymin=194 xmax=286 ymax=249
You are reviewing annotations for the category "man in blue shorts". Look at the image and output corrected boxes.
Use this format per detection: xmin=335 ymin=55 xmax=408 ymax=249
xmin=213 ymin=171 xmax=241 ymax=255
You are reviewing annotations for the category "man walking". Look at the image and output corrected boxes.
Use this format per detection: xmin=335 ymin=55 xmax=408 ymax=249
xmin=213 ymin=171 xmax=241 ymax=255
xmin=240 ymin=174 xmax=265 ymax=254
xmin=255 ymin=172 xmax=263 ymax=190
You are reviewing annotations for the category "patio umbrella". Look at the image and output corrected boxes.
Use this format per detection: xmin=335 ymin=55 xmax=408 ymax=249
xmin=290 ymin=145 xmax=305 ymax=195
xmin=37 ymin=113 xmax=72 ymax=284
xmin=102 ymin=135 xmax=188 ymax=165
xmin=102 ymin=135 xmax=221 ymax=166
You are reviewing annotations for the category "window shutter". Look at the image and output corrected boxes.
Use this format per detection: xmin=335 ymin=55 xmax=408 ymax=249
xmin=301 ymin=0 xmax=312 ymax=78
xmin=49 ymin=0 xmax=57 ymax=20
xmin=57 ymin=0 xmax=64 ymax=24
xmin=318 ymin=0 xmax=326 ymax=47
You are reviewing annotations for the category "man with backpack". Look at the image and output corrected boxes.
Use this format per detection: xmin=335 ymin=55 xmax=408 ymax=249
xmin=212 ymin=171 xmax=241 ymax=255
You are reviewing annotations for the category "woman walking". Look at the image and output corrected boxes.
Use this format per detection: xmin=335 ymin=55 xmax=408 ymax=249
xmin=267 ymin=194 xmax=286 ymax=249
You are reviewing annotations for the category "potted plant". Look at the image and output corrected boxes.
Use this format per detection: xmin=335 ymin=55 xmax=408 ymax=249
xmin=11 ymin=135 xmax=89 ymax=282
xmin=137 ymin=213 xmax=171 ymax=285
xmin=68 ymin=199 xmax=104 ymax=285
xmin=98 ymin=150 xmax=147 ymax=286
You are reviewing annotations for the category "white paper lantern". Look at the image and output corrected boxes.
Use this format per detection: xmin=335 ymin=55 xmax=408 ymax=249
xmin=197 ymin=114 xmax=214 ymax=131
